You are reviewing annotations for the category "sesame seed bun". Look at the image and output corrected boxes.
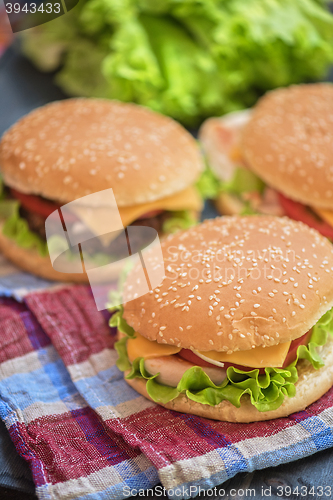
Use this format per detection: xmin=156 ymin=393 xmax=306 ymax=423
xmin=242 ymin=84 xmax=333 ymax=210
xmin=124 ymin=334 xmax=333 ymax=422
xmin=123 ymin=216 xmax=333 ymax=353
xmin=0 ymin=98 xmax=203 ymax=206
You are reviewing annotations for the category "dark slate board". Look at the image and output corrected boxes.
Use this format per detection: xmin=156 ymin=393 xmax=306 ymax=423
xmin=1 ymin=46 xmax=333 ymax=500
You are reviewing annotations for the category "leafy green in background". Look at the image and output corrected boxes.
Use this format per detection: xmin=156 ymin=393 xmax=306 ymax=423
xmin=21 ymin=0 xmax=333 ymax=125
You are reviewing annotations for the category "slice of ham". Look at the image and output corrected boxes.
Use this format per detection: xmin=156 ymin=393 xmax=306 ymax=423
xmin=144 ymin=355 xmax=226 ymax=388
xmin=246 ymin=188 xmax=285 ymax=217
xmin=199 ymin=109 xmax=252 ymax=182
xmin=199 ymin=110 xmax=284 ymax=216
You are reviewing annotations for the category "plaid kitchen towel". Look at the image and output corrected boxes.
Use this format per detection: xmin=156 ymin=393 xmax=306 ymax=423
xmin=1 ymin=285 xmax=333 ymax=499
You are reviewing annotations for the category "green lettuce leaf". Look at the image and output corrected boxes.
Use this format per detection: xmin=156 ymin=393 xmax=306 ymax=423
xmin=196 ymin=168 xmax=224 ymax=200
xmin=196 ymin=167 xmax=265 ymax=201
xmin=115 ymin=306 xmax=333 ymax=412
xmin=110 ymin=305 xmax=135 ymax=338
xmin=162 ymin=210 xmax=197 ymax=234
xmin=222 ymin=168 xmax=265 ymax=196
xmin=298 ymin=307 xmax=333 ymax=369
xmin=21 ymin=0 xmax=333 ymax=125
xmin=115 ymin=336 xmax=132 ymax=371
xmin=0 ymin=199 xmax=48 ymax=257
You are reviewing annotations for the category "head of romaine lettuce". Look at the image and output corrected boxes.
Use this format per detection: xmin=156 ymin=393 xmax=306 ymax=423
xmin=21 ymin=0 xmax=333 ymax=125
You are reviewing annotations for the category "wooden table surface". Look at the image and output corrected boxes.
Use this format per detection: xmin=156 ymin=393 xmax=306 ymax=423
xmin=1 ymin=45 xmax=333 ymax=500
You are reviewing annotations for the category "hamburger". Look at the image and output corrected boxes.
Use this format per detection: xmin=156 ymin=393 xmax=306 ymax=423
xmin=113 ymin=215 xmax=333 ymax=422
xmin=199 ymin=84 xmax=333 ymax=240
xmin=0 ymin=98 xmax=204 ymax=281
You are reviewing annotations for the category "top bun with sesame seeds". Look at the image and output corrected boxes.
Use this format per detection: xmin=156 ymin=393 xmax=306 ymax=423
xmin=199 ymin=84 xmax=333 ymax=240
xmin=0 ymin=98 xmax=204 ymax=282
xmin=0 ymin=98 xmax=203 ymax=206
xmin=242 ymin=83 xmax=333 ymax=211
xmin=123 ymin=215 xmax=333 ymax=352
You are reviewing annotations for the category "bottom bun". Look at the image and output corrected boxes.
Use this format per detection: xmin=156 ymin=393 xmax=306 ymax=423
xmin=124 ymin=337 xmax=333 ymax=422
xmin=0 ymin=226 xmax=89 ymax=283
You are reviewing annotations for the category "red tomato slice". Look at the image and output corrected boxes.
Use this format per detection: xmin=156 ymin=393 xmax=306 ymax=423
xmin=178 ymin=329 xmax=312 ymax=374
xmin=282 ymin=329 xmax=312 ymax=369
xmin=10 ymin=188 xmax=163 ymax=225
xmin=178 ymin=349 xmax=266 ymax=374
xmin=278 ymin=193 xmax=333 ymax=240
xmin=10 ymin=188 xmax=60 ymax=219
xmin=178 ymin=349 xmax=216 ymax=368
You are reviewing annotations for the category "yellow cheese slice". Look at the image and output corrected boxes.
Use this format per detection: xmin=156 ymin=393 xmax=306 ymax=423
xmin=69 ymin=185 xmax=202 ymax=246
xmin=312 ymin=207 xmax=333 ymax=228
xmin=197 ymin=341 xmax=291 ymax=369
xmin=126 ymin=332 xmax=291 ymax=369
xmin=127 ymin=333 xmax=181 ymax=363
xmin=118 ymin=186 xmax=202 ymax=228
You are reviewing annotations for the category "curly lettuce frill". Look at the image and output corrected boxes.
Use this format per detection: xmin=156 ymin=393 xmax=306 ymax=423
xmin=114 ymin=307 xmax=333 ymax=412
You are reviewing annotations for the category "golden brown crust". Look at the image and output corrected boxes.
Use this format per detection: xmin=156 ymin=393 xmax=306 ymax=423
xmin=242 ymin=83 xmax=333 ymax=210
xmin=0 ymin=98 xmax=203 ymax=207
xmin=123 ymin=216 xmax=333 ymax=352
xmin=124 ymin=337 xmax=333 ymax=422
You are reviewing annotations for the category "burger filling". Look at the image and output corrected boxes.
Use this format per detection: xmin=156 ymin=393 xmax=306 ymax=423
xmin=199 ymin=112 xmax=333 ymax=240
xmin=112 ymin=305 xmax=333 ymax=412
xmin=0 ymin=178 xmax=202 ymax=260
